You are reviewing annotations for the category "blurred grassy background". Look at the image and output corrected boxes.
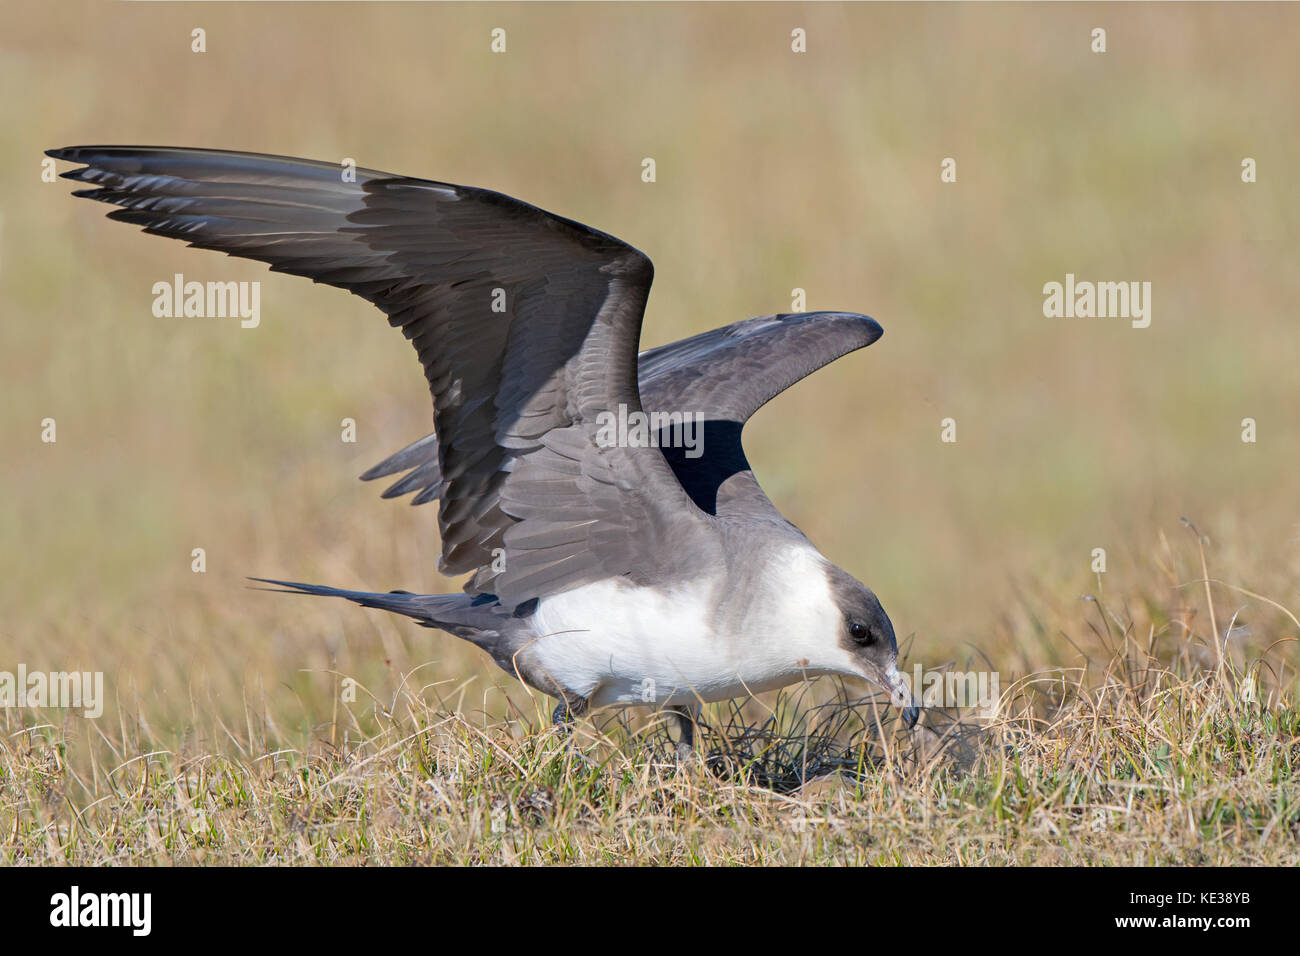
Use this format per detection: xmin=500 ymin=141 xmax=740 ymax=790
xmin=2 ymin=2 xmax=1297 ymax=743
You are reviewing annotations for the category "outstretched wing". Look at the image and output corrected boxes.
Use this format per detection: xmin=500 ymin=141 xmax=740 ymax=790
xmin=636 ymin=312 xmax=883 ymax=423
xmin=50 ymin=145 xmax=717 ymax=606
xmin=367 ymin=311 xmax=883 ymax=517
xmin=636 ymin=312 xmax=883 ymax=515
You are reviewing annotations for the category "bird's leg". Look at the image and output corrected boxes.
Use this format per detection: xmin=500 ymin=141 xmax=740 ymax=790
xmin=551 ymin=696 xmax=594 ymax=766
xmin=551 ymin=695 xmax=588 ymax=735
xmin=668 ymin=704 xmax=699 ymax=756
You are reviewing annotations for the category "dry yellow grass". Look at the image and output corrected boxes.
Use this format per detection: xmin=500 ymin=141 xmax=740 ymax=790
xmin=2 ymin=3 xmax=1297 ymax=864
xmin=2 ymin=530 xmax=1296 ymax=865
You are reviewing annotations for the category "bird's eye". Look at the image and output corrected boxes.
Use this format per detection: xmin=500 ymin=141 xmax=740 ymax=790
xmin=849 ymin=621 xmax=872 ymax=644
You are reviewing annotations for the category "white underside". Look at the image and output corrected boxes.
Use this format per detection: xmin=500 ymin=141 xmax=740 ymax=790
xmin=525 ymin=544 xmax=863 ymax=709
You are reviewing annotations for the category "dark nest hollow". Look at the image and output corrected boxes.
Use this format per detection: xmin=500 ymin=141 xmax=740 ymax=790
xmin=597 ymin=678 xmax=984 ymax=794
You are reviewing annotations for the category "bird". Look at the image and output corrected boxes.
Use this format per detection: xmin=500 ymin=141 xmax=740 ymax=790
xmin=47 ymin=145 xmax=919 ymax=746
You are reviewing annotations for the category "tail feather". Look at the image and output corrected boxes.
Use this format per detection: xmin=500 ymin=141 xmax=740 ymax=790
xmin=249 ymin=578 xmax=497 ymax=637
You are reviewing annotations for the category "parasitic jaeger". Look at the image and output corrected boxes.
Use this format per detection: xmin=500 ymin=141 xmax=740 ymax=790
xmin=47 ymin=146 xmax=920 ymax=745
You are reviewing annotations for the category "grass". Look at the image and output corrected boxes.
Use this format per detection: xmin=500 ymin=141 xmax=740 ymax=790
xmin=3 ymin=531 xmax=1295 ymax=866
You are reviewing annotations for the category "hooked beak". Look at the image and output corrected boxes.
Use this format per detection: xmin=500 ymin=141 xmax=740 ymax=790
xmin=901 ymin=702 xmax=920 ymax=729
xmin=866 ymin=662 xmax=919 ymax=729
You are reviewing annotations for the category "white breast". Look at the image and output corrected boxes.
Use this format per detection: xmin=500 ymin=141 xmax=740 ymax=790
xmin=525 ymin=544 xmax=858 ymax=708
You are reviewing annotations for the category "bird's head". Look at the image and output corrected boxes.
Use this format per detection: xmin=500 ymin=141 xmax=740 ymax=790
xmin=821 ymin=564 xmax=918 ymax=728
